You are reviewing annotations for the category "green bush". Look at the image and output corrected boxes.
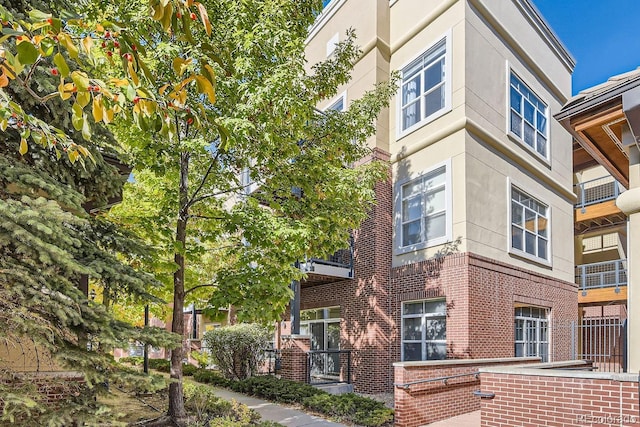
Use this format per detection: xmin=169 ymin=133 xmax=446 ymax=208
xmin=184 ymin=382 xmax=260 ymax=426
xmin=118 ymin=356 xmax=143 ymax=366
xmin=147 ymin=358 xmax=171 ymax=372
xmin=231 ymin=376 xmax=322 ymax=404
xmin=302 ymin=393 xmax=394 ymax=427
xmin=183 ymin=363 xmax=198 ymax=376
xmin=202 ymin=324 xmax=272 ymax=380
xmin=193 ymin=369 xmax=232 ymax=387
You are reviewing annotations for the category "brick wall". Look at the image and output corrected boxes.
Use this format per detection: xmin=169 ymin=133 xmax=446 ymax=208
xmin=480 ymin=368 xmax=640 ymax=427
xmin=393 ymin=357 xmax=540 ymax=427
xmin=280 ymin=336 xmax=311 ymax=383
xmin=0 ymin=372 xmax=86 ymax=408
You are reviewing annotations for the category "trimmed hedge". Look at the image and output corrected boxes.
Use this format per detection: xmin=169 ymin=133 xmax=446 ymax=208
xmin=230 ymin=376 xmax=323 ymax=404
xmin=303 ymin=392 xmax=394 ymax=427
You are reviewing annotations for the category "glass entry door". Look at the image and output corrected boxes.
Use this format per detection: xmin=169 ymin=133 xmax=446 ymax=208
xmin=301 ymin=307 xmax=341 ymax=381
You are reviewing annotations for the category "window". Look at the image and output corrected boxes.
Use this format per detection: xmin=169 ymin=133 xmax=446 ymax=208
xmin=402 ymin=299 xmax=446 ymax=361
xmin=510 ymin=187 xmax=549 ymax=261
xmin=301 ymin=307 xmax=340 ymax=378
xmin=400 ymin=164 xmax=449 ymax=249
xmin=514 ymin=307 xmax=549 ymax=362
xmin=509 ymin=73 xmax=548 ymax=158
xmin=326 ymin=94 xmax=345 ymax=112
xmin=400 ymin=37 xmax=449 ymax=132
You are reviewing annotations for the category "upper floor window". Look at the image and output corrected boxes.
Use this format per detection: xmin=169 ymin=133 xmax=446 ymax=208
xmin=510 ymin=187 xmax=549 ymax=262
xmin=399 ymin=163 xmax=449 ymax=250
xmin=326 ymin=93 xmax=345 ymax=112
xmin=509 ymin=73 xmax=548 ymax=158
xmin=400 ymin=37 xmax=449 ymax=133
xmin=322 ymin=0 xmax=332 ymax=8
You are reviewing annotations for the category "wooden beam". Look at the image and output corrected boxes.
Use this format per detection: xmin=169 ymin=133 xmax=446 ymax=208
xmin=575 ymin=200 xmax=625 ymax=222
xmin=579 ymin=286 xmax=627 ymax=305
xmin=576 ymin=129 xmax=629 ymax=188
xmin=573 ymin=106 xmax=624 ymax=132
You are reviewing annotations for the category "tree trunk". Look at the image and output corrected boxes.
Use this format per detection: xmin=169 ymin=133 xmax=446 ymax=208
xmin=168 ymin=151 xmax=190 ymax=423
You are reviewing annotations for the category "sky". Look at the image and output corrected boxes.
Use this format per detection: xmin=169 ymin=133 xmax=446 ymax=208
xmin=534 ymin=0 xmax=640 ymax=95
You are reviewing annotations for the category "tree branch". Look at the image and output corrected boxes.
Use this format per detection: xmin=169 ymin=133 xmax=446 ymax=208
xmin=184 ymin=282 xmax=216 ymax=296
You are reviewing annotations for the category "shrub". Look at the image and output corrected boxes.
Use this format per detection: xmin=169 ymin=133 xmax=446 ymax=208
xmin=231 ymin=376 xmax=322 ymax=404
xmin=202 ymin=324 xmax=272 ymax=380
xmin=148 ymin=358 xmax=171 ymax=372
xmin=184 ymin=382 xmax=260 ymax=426
xmin=191 ymin=350 xmax=211 ymax=369
xmin=118 ymin=356 xmax=143 ymax=366
xmin=183 ymin=363 xmax=198 ymax=376
xmin=302 ymin=393 xmax=394 ymax=427
xmin=193 ymin=369 xmax=232 ymax=388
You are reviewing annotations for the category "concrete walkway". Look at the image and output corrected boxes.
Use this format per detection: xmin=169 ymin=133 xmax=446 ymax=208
xmin=427 ymin=410 xmax=481 ymax=426
xmin=212 ymin=388 xmax=348 ymax=427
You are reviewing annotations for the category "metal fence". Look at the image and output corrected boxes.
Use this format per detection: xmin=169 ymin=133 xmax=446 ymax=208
xmin=307 ymin=349 xmax=352 ymax=385
xmin=551 ymin=318 xmax=626 ymax=373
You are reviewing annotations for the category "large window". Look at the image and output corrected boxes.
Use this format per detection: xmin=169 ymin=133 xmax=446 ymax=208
xmin=400 ymin=37 xmax=449 ymax=132
xmin=514 ymin=307 xmax=549 ymax=362
xmin=400 ymin=164 xmax=449 ymax=249
xmin=511 ymin=187 xmax=549 ymax=262
xmin=301 ymin=307 xmax=340 ymax=378
xmin=402 ymin=299 xmax=446 ymax=361
xmin=509 ymin=72 xmax=548 ymax=158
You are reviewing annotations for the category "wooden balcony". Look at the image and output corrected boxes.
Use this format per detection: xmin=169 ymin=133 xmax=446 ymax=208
xmin=574 ymin=176 xmax=627 ymax=233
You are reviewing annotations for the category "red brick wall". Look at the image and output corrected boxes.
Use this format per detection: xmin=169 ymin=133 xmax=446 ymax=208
xmin=480 ymin=370 xmax=640 ymax=427
xmin=0 ymin=372 xmax=86 ymax=407
xmin=393 ymin=357 xmax=540 ymax=427
xmin=280 ymin=336 xmax=311 ymax=383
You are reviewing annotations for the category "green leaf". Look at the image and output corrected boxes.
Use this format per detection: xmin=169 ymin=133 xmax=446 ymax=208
xmin=53 ymin=53 xmax=70 ymax=78
xmin=81 ymin=114 xmax=91 ymax=140
xmin=16 ymin=41 xmax=38 ymax=65
xmin=71 ymin=71 xmax=90 ymax=91
xmin=72 ymin=102 xmax=83 ymax=131
xmin=76 ymin=91 xmax=90 ymax=108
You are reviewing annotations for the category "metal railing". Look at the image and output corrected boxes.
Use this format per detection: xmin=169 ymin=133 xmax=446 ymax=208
xmin=257 ymin=348 xmax=281 ymax=376
xmin=575 ymin=259 xmax=627 ymax=291
xmin=575 ymin=176 xmax=623 ymax=210
xmin=306 ymin=349 xmax=351 ymax=385
xmin=394 ymin=371 xmax=480 ymax=390
xmin=304 ymin=236 xmax=354 ymax=276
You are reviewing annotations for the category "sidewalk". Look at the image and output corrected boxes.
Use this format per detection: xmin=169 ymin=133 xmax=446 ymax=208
xmin=212 ymin=388 xmax=348 ymax=427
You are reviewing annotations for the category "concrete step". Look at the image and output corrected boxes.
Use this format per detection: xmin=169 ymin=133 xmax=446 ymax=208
xmin=313 ymin=382 xmax=354 ymax=395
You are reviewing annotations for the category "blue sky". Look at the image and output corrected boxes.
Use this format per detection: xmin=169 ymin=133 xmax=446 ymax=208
xmin=534 ymin=0 xmax=640 ymax=95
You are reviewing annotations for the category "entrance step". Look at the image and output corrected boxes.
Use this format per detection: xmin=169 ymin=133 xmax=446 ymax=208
xmin=313 ymin=382 xmax=354 ymax=395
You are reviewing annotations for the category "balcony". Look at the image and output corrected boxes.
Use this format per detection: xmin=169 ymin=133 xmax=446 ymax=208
xmin=574 ymin=176 xmax=626 ymax=233
xmin=300 ymin=245 xmax=353 ymax=286
xmin=575 ymin=259 xmax=627 ymax=305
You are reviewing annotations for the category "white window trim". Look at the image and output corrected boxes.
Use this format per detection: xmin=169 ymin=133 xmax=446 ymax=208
xmin=505 ymin=63 xmax=550 ymax=163
xmin=401 ymin=299 xmax=447 ymax=362
xmin=514 ymin=306 xmax=550 ymax=362
xmin=395 ymin=159 xmax=453 ymax=255
xmin=324 ymin=91 xmax=347 ymax=112
xmin=507 ymin=178 xmax=552 ymax=267
xmin=396 ymin=30 xmax=452 ymax=140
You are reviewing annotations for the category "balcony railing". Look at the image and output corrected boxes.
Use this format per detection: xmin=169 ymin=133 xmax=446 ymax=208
xmin=575 ymin=259 xmax=627 ymax=292
xmin=307 ymin=349 xmax=352 ymax=385
xmin=299 ymin=244 xmax=354 ymax=280
xmin=575 ymin=176 xmax=623 ymax=211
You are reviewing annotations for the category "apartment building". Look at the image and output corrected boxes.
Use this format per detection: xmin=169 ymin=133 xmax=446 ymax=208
xmin=279 ymin=0 xmax=579 ymax=394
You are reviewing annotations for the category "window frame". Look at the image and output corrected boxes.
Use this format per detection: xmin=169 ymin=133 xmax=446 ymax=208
xmin=396 ymin=31 xmax=452 ymax=139
xmin=507 ymin=69 xmax=550 ymax=161
xmin=507 ymin=181 xmax=552 ymax=266
xmin=514 ymin=306 xmax=549 ymax=362
xmin=324 ymin=92 xmax=346 ymax=112
xmin=401 ymin=299 xmax=447 ymax=362
xmin=395 ymin=159 xmax=452 ymax=254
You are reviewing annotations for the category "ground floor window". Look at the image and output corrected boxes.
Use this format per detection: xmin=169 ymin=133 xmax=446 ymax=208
xmin=300 ymin=307 xmax=340 ymax=378
xmin=402 ymin=299 xmax=446 ymax=361
xmin=515 ymin=306 xmax=549 ymax=362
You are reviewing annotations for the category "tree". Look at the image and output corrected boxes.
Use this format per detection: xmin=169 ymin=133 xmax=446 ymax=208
xmin=0 ymin=0 xmax=398 ymax=424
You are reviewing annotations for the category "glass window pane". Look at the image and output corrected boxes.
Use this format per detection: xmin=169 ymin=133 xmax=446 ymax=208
xmin=425 ymin=85 xmax=445 ymax=117
xmin=512 ymin=225 xmax=523 ymax=250
xmin=537 ymin=134 xmax=547 ymax=156
xmin=424 ymin=59 xmax=443 ymax=92
xmin=425 ymin=188 xmax=445 ymax=214
xmin=512 ymin=203 xmax=523 ymax=225
xmin=525 ymin=231 xmax=536 ymax=255
xmin=515 ymin=343 xmax=524 ymax=357
xmin=525 ymin=208 xmax=536 ymax=232
xmin=403 ymin=318 xmax=422 ymax=340
xmin=524 ymin=122 xmax=535 ymax=147
xmin=510 ymin=87 xmax=522 ymax=112
xmin=403 ymin=58 xmax=422 ymax=80
xmin=524 ymin=100 xmax=535 ymax=124
xmin=536 ymin=113 xmax=547 ymax=134
xmin=328 ymin=307 xmax=341 ymax=319
xmin=510 ymin=111 xmax=522 ymax=137
xmin=404 ymin=302 xmax=424 ymax=315
xmin=403 ymin=179 xmax=422 ymax=198
xmin=537 ymin=216 xmax=547 ymax=237
xmin=426 ymin=318 xmax=446 ymax=340
xmin=403 ymin=221 xmax=421 ymax=246
xmin=425 ymin=211 xmax=446 ymax=241
xmin=538 ymin=237 xmax=547 ymax=260
xmin=402 ymin=76 xmax=421 ymax=105
xmin=403 ymin=196 xmax=422 ymax=221
xmin=327 ymin=322 xmax=340 ymax=350
xmin=403 ymin=343 xmax=422 ymax=361
xmin=426 ymin=342 xmax=447 ymax=360
xmin=403 ymin=102 xmax=421 ymax=130
xmin=424 ymin=168 xmax=446 ymax=187
xmin=424 ymin=300 xmax=446 ymax=315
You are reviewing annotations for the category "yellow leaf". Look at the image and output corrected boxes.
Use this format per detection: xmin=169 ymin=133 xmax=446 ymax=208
xmin=195 ymin=75 xmax=215 ymax=104
xmin=82 ymin=36 xmax=93 ymax=56
xmin=71 ymin=70 xmax=90 ymax=91
xmin=103 ymin=106 xmax=114 ymax=124
xmin=172 ymin=57 xmax=192 ymax=77
xmin=109 ymin=78 xmax=130 ymax=87
xmin=77 ymin=90 xmax=90 ymax=108
xmin=160 ymin=2 xmax=173 ymax=32
xmin=96 ymin=24 xmax=104 ymax=32
xmin=58 ymin=82 xmax=74 ymax=100
xmin=174 ymin=75 xmax=195 ymax=92
xmin=195 ymin=3 xmax=212 ymax=36
xmin=68 ymin=149 xmax=79 ymax=163
xmin=127 ymin=61 xmax=139 ymax=86
xmin=92 ymin=97 xmax=103 ymax=123
xmin=57 ymin=33 xmax=79 ymax=59
xmin=0 ymin=72 xmax=8 ymax=88
xmin=0 ymin=119 xmax=7 ymax=131
xmin=159 ymin=83 xmax=170 ymax=95
xmin=77 ymin=145 xmax=90 ymax=157
xmin=19 ymin=138 xmax=27 ymax=155
xmin=151 ymin=0 xmax=164 ymax=20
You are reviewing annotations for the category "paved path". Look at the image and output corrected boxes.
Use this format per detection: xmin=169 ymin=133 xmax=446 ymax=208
xmin=212 ymin=388 xmax=348 ymax=427
xmin=427 ymin=410 xmax=481 ymax=426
